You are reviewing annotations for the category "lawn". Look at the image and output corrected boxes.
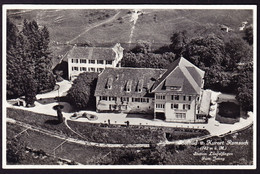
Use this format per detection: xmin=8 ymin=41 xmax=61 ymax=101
xmin=7 ymin=108 xmax=83 ymax=140
xmin=6 ymin=123 xmax=112 ymax=165
xmin=218 ymin=102 xmax=240 ymax=118
xmin=67 ymin=120 xmax=165 ymax=144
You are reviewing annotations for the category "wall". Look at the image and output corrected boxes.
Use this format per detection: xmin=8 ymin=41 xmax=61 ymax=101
xmin=96 ymin=96 xmax=154 ymax=114
xmin=155 ymin=93 xmax=199 ymax=123
xmin=68 ymin=58 xmax=115 ymax=80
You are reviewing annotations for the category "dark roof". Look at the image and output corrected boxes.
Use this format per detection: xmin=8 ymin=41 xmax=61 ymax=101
xmin=186 ymin=67 xmax=203 ymax=87
xmin=66 ymin=46 xmax=116 ymax=61
xmin=94 ymin=68 xmax=166 ymax=98
xmin=151 ymin=57 xmax=205 ymax=94
xmin=165 ymin=77 xmax=184 ymax=87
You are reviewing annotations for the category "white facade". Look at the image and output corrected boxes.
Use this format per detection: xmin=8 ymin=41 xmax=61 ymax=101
xmin=68 ymin=43 xmax=124 ymax=80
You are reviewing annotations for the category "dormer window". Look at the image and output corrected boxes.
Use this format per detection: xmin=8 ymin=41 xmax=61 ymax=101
xmin=106 ymin=77 xmax=113 ymax=89
xmin=137 ymin=79 xmax=144 ymax=93
xmin=126 ymin=80 xmax=132 ymax=92
xmin=170 ymin=86 xmax=181 ymax=91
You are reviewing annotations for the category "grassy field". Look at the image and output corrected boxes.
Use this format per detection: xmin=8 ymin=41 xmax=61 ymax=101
xmin=8 ymin=9 xmax=252 ymax=52
xmin=7 ymin=123 xmax=112 ymax=165
xmin=67 ymin=120 xmax=165 ymax=144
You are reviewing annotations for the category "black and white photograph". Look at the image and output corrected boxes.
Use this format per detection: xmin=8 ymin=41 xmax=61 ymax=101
xmin=2 ymin=4 xmax=256 ymax=169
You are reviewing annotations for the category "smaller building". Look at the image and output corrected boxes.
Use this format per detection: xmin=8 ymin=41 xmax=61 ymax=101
xmin=67 ymin=43 xmax=124 ymax=80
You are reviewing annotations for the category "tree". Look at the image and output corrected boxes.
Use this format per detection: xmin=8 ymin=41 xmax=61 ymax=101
xmin=21 ymin=20 xmax=55 ymax=94
xmin=131 ymin=40 xmax=152 ymax=54
xmin=6 ymin=18 xmax=55 ymax=106
xmin=121 ymin=52 xmax=176 ymax=69
xmin=170 ymin=30 xmax=188 ymax=57
xmin=243 ymin=25 xmax=253 ymax=45
xmin=183 ymin=34 xmax=226 ymax=68
xmin=203 ymin=66 xmax=235 ymax=93
xmin=234 ymin=63 xmax=253 ymax=111
xmin=7 ymin=138 xmax=25 ymax=164
xmin=57 ymin=107 xmax=64 ymax=123
xmin=224 ymin=35 xmax=253 ymax=70
xmin=7 ymin=19 xmax=26 ymax=99
xmin=67 ymin=72 xmax=98 ymax=110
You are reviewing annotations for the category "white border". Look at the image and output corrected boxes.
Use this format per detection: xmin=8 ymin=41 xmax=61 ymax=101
xmin=2 ymin=4 xmax=257 ymax=169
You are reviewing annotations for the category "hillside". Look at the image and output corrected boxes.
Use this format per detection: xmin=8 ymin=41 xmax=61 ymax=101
xmin=7 ymin=8 xmax=253 ymax=55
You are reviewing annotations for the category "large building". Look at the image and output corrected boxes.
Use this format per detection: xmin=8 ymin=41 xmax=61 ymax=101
xmin=67 ymin=43 xmax=124 ymax=80
xmin=94 ymin=57 xmax=211 ymax=123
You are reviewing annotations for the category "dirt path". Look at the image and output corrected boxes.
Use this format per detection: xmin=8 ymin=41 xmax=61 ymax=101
xmin=67 ymin=11 xmax=121 ymax=44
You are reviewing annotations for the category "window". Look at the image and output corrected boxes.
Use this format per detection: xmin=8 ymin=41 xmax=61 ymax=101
xmin=170 ymin=86 xmax=181 ymax=90
xmin=121 ymin=97 xmax=129 ymax=102
xmin=197 ymin=97 xmax=200 ymax=101
xmin=141 ymin=98 xmax=149 ymax=103
xmin=183 ymin=96 xmax=186 ymax=101
xmin=134 ymin=98 xmax=141 ymax=102
xmin=106 ymin=77 xmax=113 ymax=89
xmin=175 ymin=95 xmax=179 ymax=100
xmin=80 ymin=59 xmax=87 ymax=63
xmin=89 ymin=60 xmax=95 ymax=64
xmin=188 ymin=96 xmax=192 ymax=101
xmin=97 ymin=60 xmax=104 ymax=64
xmin=174 ymin=104 xmax=178 ymax=109
xmin=80 ymin=67 xmax=87 ymax=71
xmin=97 ymin=68 xmax=104 ymax=72
xmin=137 ymin=79 xmax=144 ymax=93
xmin=72 ymin=67 xmax=78 ymax=71
xmin=126 ymin=80 xmax=132 ymax=92
xmin=89 ymin=67 xmax=95 ymax=72
xmin=156 ymin=104 xmax=165 ymax=108
xmin=106 ymin=60 xmax=113 ymax=65
xmin=108 ymin=97 xmax=116 ymax=101
xmin=156 ymin=94 xmax=165 ymax=100
xmin=101 ymin=96 xmax=107 ymax=100
xmin=176 ymin=113 xmax=186 ymax=119
xmin=187 ymin=104 xmax=191 ymax=110
xmin=71 ymin=59 xmax=78 ymax=63
xmin=183 ymin=104 xmax=186 ymax=110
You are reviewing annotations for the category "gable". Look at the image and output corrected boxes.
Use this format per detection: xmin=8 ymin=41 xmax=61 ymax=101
xmin=151 ymin=57 xmax=204 ymax=94
xmin=153 ymin=67 xmax=199 ymax=94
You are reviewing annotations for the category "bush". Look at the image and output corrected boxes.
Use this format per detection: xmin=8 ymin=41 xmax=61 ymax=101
xmin=67 ymin=72 xmax=98 ymax=110
xmin=7 ymin=138 xmax=25 ymax=164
